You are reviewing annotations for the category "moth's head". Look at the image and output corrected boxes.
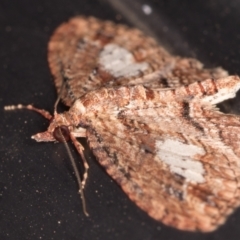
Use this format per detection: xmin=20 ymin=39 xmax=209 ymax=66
xmin=31 ymin=112 xmax=71 ymax=143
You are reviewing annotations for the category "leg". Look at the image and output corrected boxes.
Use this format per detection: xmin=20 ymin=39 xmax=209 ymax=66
xmin=70 ymin=134 xmax=89 ymax=190
xmin=4 ymin=104 xmax=52 ymax=120
xmin=60 ymin=130 xmax=88 ymax=216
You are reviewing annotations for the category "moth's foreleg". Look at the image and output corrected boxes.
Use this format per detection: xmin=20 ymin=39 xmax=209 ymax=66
xmin=70 ymin=134 xmax=89 ymax=190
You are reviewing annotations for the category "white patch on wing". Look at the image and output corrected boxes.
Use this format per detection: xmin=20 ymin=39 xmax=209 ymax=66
xmin=155 ymin=139 xmax=206 ymax=183
xmin=99 ymin=44 xmax=149 ymax=78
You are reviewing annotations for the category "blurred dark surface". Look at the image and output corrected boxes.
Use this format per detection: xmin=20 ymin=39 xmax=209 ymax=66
xmin=1 ymin=0 xmax=240 ymax=239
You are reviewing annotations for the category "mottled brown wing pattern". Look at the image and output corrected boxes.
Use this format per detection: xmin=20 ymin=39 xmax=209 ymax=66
xmin=32 ymin=16 xmax=240 ymax=232
xmin=48 ymin=17 xmax=228 ymax=106
xmin=69 ymin=76 xmax=240 ymax=231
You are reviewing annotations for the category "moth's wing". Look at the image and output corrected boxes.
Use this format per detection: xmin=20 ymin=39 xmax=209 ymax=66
xmin=141 ymin=57 xmax=228 ymax=89
xmin=48 ymin=16 xmax=228 ymax=106
xmin=84 ymin=82 xmax=240 ymax=232
xmin=48 ymin=16 xmax=168 ymax=106
xmin=86 ymin=116 xmax=240 ymax=232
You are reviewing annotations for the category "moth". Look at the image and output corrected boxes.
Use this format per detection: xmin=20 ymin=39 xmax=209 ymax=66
xmin=5 ymin=16 xmax=240 ymax=232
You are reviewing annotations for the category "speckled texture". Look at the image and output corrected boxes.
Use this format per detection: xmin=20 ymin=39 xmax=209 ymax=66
xmin=35 ymin=17 xmax=240 ymax=231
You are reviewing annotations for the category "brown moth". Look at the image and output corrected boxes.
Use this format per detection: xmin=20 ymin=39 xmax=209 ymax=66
xmin=5 ymin=16 xmax=240 ymax=232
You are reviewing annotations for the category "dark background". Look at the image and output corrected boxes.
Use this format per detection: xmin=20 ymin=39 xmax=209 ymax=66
xmin=1 ymin=0 xmax=240 ymax=239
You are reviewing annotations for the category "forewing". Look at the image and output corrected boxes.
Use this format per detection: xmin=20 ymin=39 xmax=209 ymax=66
xmin=86 ymin=110 xmax=240 ymax=232
xmin=48 ymin=17 xmax=228 ymax=106
xmin=48 ymin=16 xmax=168 ymax=106
xmin=83 ymin=80 xmax=240 ymax=232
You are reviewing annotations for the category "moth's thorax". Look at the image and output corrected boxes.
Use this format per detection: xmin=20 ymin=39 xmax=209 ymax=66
xmin=66 ymin=100 xmax=89 ymax=124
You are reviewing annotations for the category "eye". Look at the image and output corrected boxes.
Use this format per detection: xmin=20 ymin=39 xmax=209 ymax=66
xmin=53 ymin=125 xmax=70 ymax=142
